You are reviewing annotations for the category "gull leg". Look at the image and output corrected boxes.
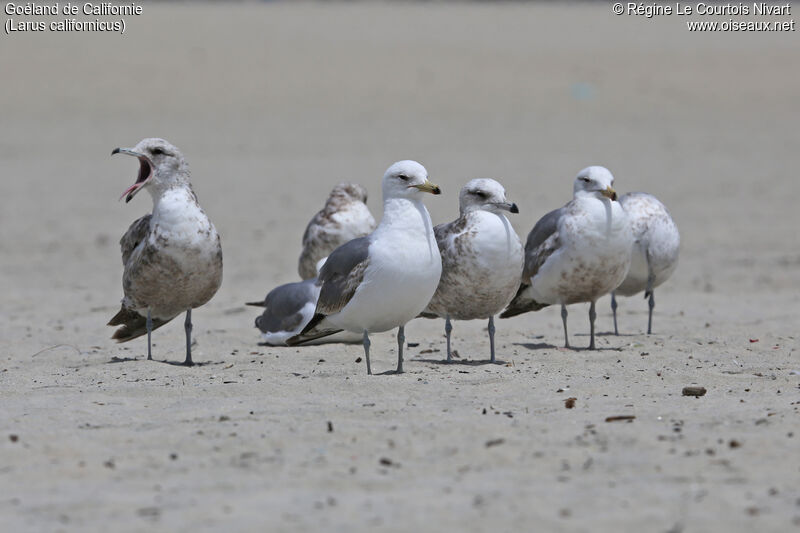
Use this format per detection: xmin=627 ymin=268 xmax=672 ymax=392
xmin=445 ymin=315 xmax=453 ymax=362
xmin=588 ymin=301 xmax=597 ymax=350
xmin=146 ymin=309 xmax=153 ymax=360
xmin=646 ymin=254 xmax=656 ymax=335
xmin=611 ymin=292 xmax=619 ymax=336
xmin=362 ymin=330 xmax=372 ymax=375
xmin=561 ymin=304 xmax=570 ymax=349
xmin=183 ymin=309 xmax=194 ymax=366
xmin=396 ymin=326 xmax=405 ymax=374
xmin=488 ymin=315 xmax=496 ymax=363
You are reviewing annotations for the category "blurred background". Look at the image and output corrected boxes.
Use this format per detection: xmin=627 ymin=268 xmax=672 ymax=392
xmin=1 ymin=1 xmax=797 ymax=345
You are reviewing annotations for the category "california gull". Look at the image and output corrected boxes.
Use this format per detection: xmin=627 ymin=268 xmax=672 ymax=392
xmin=298 ymin=182 xmax=376 ymax=280
xmin=611 ymin=192 xmax=679 ymax=334
xmin=420 ymin=178 xmax=523 ymax=362
xmin=501 ymin=166 xmax=632 ymax=350
xmin=246 ymin=261 xmax=362 ymax=346
xmin=107 ymin=138 xmax=223 ymax=366
xmin=287 ymin=160 xmax=442 ymax=375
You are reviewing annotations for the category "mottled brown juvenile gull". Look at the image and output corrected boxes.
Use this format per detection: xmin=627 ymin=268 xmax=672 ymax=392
xmin=501 ymin=166 xmax=632 ymax=350
xmin=420 ymin=179 xmax=523 ymax=363
xmin=298 ymin=182 xmax=376 ymax=280
xmin=611 ymin=192 xmax=679 ymax=335
xmin=287 ymin=160 xmax=442 ymax=375
xmin=107 ymin=138 xmax=223 ymax=366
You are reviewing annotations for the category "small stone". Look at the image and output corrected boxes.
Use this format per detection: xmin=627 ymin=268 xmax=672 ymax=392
xmin=682 ymin=386 xmax=706 ymax=397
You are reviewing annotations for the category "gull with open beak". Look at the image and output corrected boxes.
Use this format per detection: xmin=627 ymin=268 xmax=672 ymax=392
xmin=501 ymin=166 xmax=633 ymax=350
xmin=420 ymin=178 xmax=524 ymax=363
xmin=107 ymin=138 xmax=223 ymax=366
xmin=287 ymin=160 xmax=442 ymax=375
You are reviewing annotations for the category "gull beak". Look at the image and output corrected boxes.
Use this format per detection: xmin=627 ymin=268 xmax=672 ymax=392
xmin=112 ymin=147 xmax=154 ymax=203
xmin=601 ymin=186 xmax=617 ymax=201
xmin=411 ymin=180 xmax=441 ymax=195
xmin=495 ymin=202 xmax=519 ymax=214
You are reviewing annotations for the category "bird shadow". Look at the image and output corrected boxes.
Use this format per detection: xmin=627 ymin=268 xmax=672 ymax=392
xmin=513 ymin=341 xmax=622 ymax=353
xmin=162 ymin=359 xmax=219 ymax=367
xmin=594 ymin=331 xmax=637 ymax=337
xmin=106 ymin=356 xmax=220 ymax=367
xmin=413 ymin=358 xmax=508 ymax=366
xmin=107 ymin=356 xmax=140 ymax=364
xmin=513 ymin=342 xmax=558 ymax=351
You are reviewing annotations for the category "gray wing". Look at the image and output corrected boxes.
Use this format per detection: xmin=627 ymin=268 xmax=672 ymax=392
xmin=500 ymin=207 xmax=564 ymax=318
xmin=254 ymin=279 xmax=318 ymax=334
xmin=119 ymin=214 xmax=151 ymax=266
xmin=314 ymin=236 xmax=371 ymax=316
xmin=522 ymin=207 xmax=564 ymax=281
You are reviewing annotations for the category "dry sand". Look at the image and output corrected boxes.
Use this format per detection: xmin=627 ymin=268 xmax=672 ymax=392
xmin=1 ymin=2 xmax=799 ymax=532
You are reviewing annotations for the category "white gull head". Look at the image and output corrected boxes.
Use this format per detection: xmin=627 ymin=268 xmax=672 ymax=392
xmin=112 ymin=138 xmax=190 ymax=203
xmin=573 ymin=165 xmax=618 ymax=201
xmin=381 ymin=160 xmax=441 ymax=200
xmin=458 ymin=178 xmax=519 ymax=215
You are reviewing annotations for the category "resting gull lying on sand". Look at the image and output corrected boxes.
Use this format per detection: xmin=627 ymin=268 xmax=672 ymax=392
xmin=246 ymin=259 xmax=362 ymax=346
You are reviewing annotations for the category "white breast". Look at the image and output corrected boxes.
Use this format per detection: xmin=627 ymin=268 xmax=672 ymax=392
xmin=531 ymin=197 xmax=632 ymax=305
xmin=330 ymin=201 xmax=442 ymax=333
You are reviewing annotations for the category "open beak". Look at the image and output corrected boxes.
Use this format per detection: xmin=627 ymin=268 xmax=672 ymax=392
xmin=601 ymin=186 xmax=617 ymax=201
xmin=411 ymin=179 xmax=441 ymax=195
xmin=112 ymin=147 xmax=154 ymax=203
xmin=495 ymin=201 xmax=519 ymax=214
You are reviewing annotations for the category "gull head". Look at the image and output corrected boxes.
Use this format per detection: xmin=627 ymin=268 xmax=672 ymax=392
xmin=329 ymin=182 xmax=369 ymax=204
xmin=112 ymin=138 xmax=188 ymax=203
xmin=459 ymin=178 xmax=519 ymax=215
xmin=573 ymin=166 xmax=617 ymax=201
xmin=382 ymin=160 xmax=441 ymax=200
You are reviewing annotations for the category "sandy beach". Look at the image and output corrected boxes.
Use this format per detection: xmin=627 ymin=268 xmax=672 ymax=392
xmin=1 ymin=2 xmax=798 ymax=531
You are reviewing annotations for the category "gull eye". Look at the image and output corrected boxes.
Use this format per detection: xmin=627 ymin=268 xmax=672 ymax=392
xmin=397 ymin=174 xmax=409 ymax=181
xmin=151 ymin=147 xmax=165 ymax=156
xmin=579 ymin=177 xmax=590 ymax=183
xmin=472 ymin=190 xmax=488 ymax=199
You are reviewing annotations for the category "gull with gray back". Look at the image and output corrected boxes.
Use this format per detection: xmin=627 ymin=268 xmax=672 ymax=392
xmin=501 ymin=166 xmax=632 ymax=350
xmin=287 ymin=161 xmax=442 ymax=375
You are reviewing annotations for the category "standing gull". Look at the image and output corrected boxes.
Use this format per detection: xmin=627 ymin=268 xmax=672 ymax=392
xmin=107 ymin=138 xmax=223 ymax=366
xmin=611 ymin=192 xmax=679 ymax=335
xmin=287 ymin=161 xmax=442 ymax=375
xmin=501 ymin=166 xmax=632 ymax=350
xmin=420 ymin=179 xmax=523 ymax=363
xmin=298 ymin=182 xmax=376 ymax=280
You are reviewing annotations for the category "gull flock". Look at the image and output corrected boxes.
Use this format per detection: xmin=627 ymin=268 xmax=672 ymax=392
xmin=108 ymin=138 xmax=679 ymax=373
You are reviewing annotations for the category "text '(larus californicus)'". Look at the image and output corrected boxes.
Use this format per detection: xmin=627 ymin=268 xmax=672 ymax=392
xmin=287 ymin=160 xmax=442 ymax=375
xmin=107 ymin=138 xmax=223 ymax=366
xmin=611 ymin=192 xmax=679 ymax=335
xmin=421 ymin=178 xmax=523 ymax=362
xmin=501 ymin=166 xmax=632 ymax=350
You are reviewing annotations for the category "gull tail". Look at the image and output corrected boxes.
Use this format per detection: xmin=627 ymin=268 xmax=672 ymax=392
xmin=499 ymin=283 xmax=550 ymax=319
xmin=107 ymin=307 xmax=171 ymax=343
xmin=286 ymin=313 xmax=343 ymax=346
xmin=245 ymin=300 xmax=267 ymax=307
